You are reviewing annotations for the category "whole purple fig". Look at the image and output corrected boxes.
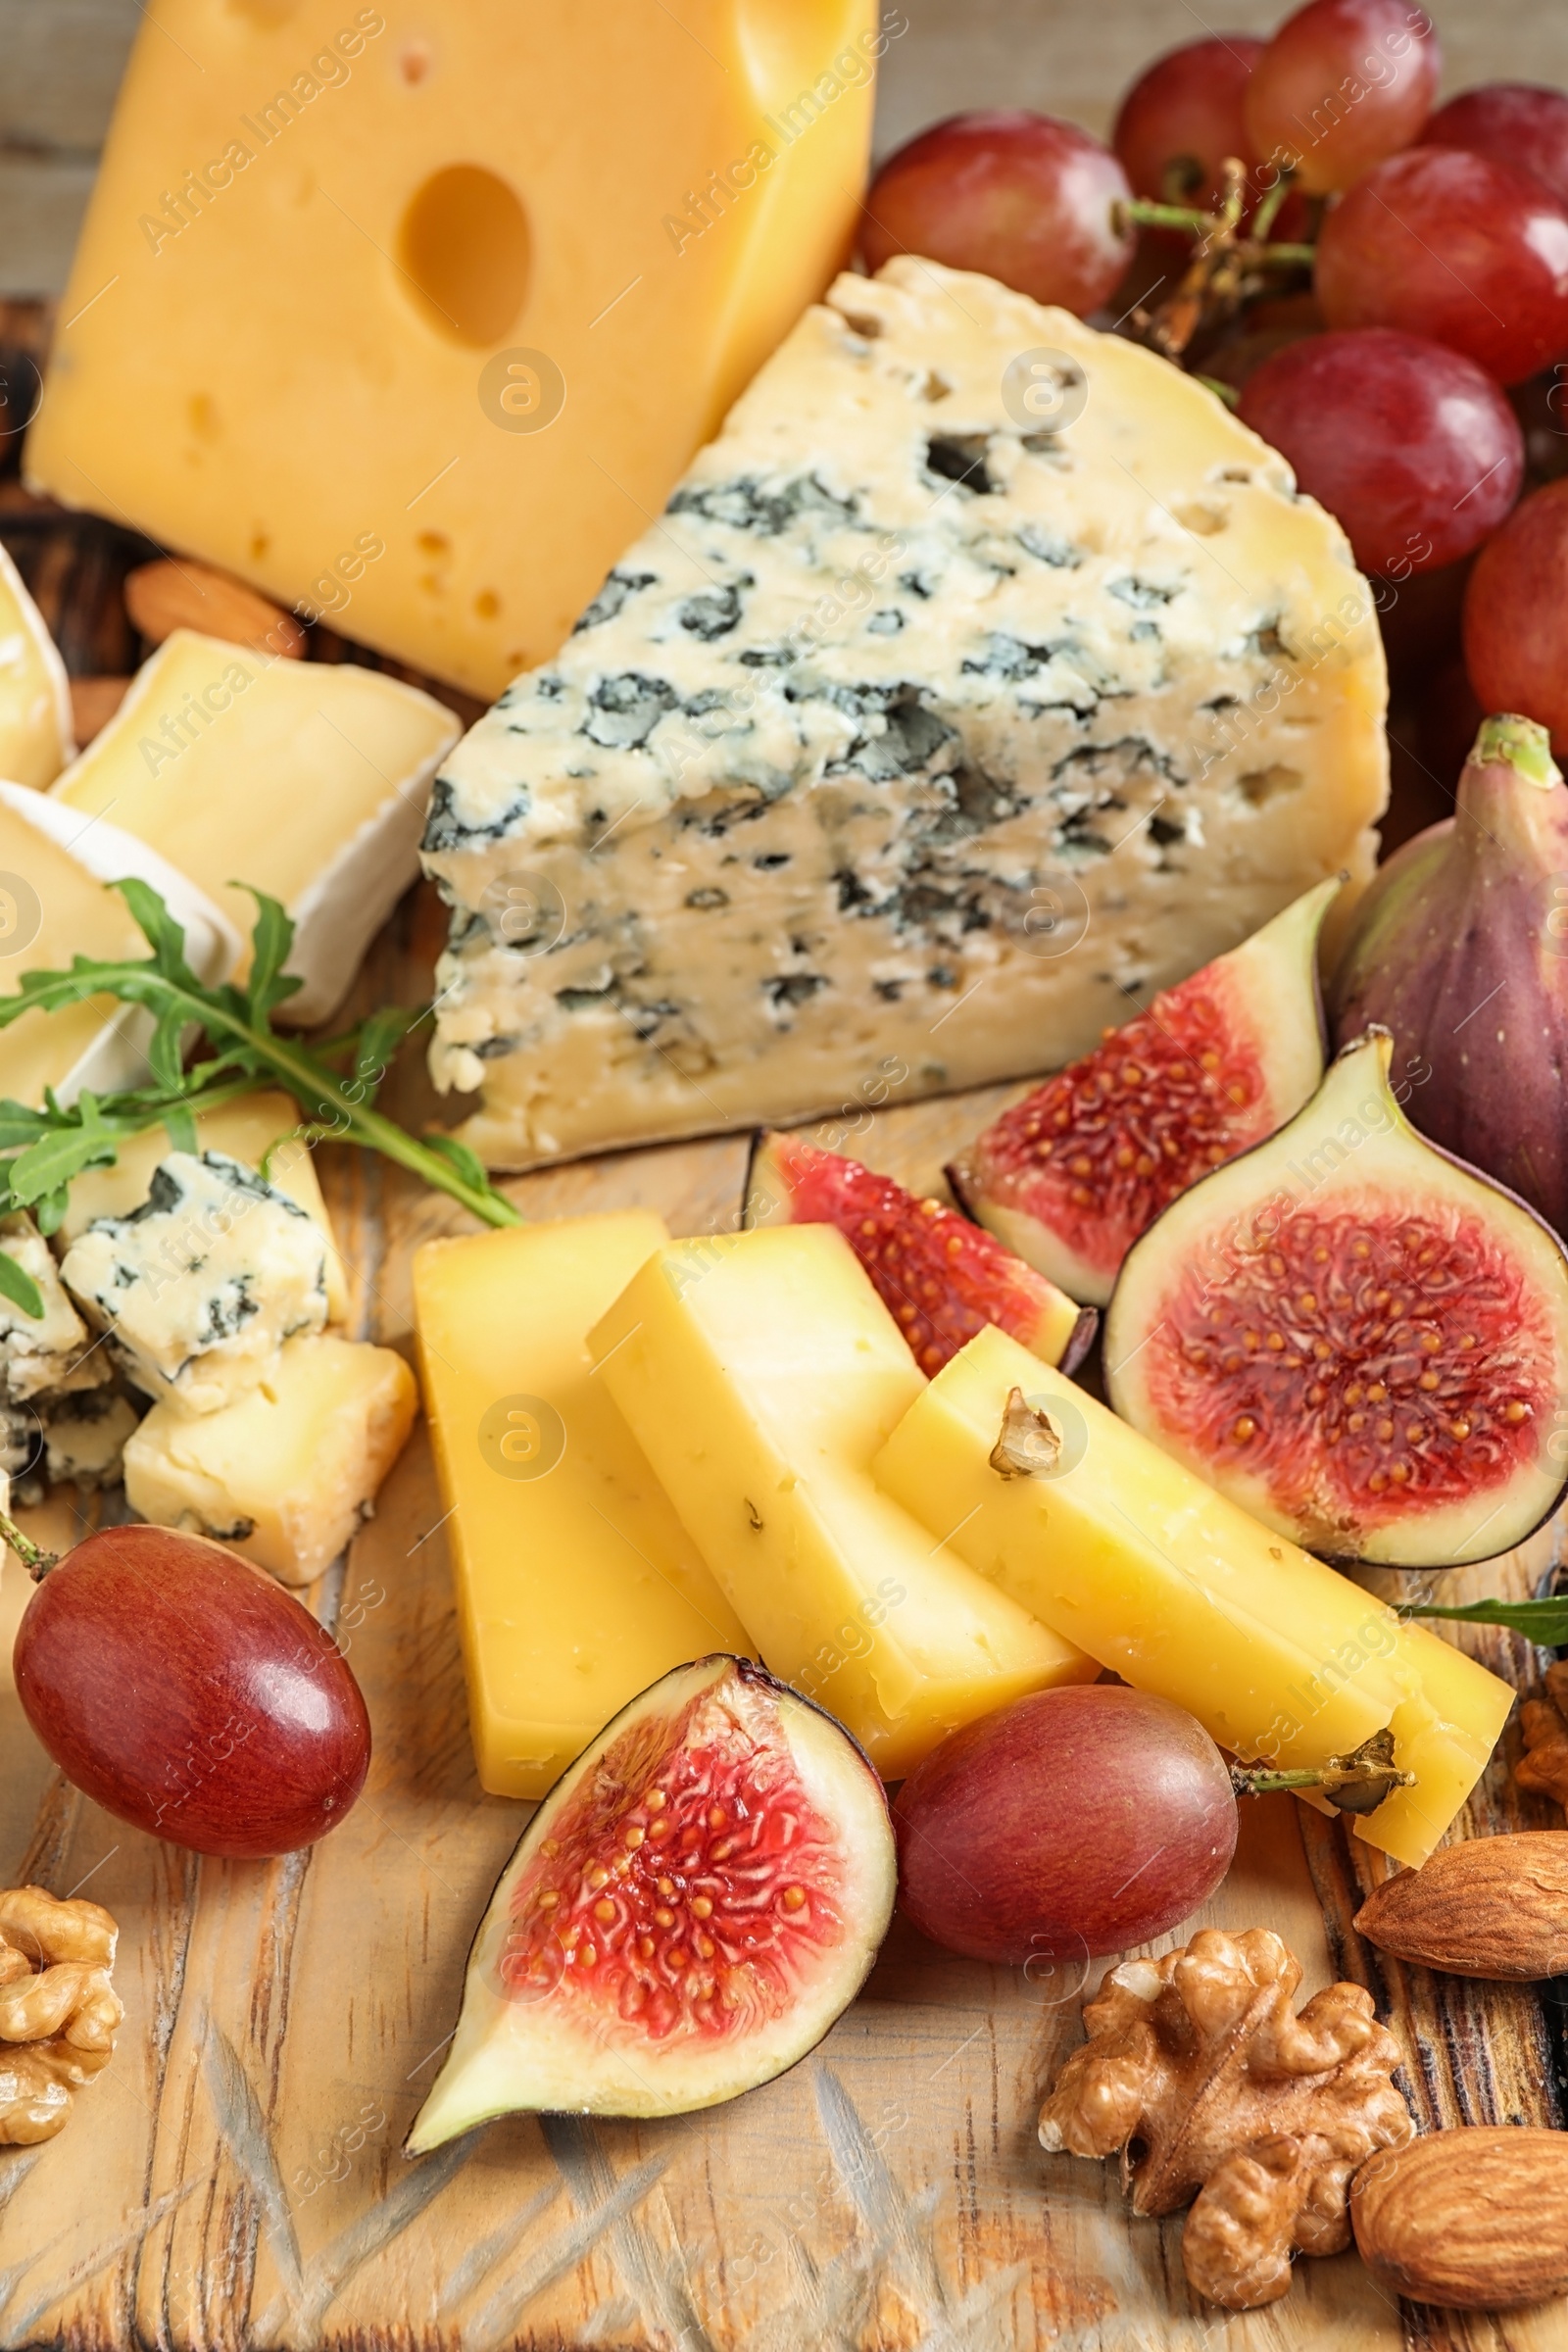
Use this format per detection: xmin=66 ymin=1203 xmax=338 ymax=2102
xmin=1332 ymin=713 xmax=1568 ymax=1235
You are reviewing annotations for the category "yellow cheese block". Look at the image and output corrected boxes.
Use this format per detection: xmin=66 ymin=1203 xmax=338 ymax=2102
xmin=592 ymin=1226 xmax=1094 ymax=1780
xmin=414 ymin=1211 xmax=754 ymax=1798
xmin=56 ymin=1091 xmax=349 ymax=1325
xmin=872 ymin=1324 xmax=1514 ymax=1864
xmin=49 ymin=632 xmax=458 ymax=1021
xmin=1359 ymin=1622 xmax=1516 ymax=1870
xmin=123 ymin=1331 xmax=416 ymax=1586
xmin=27 ymin=1 xmax=879 ymax=699
xmin=0 ymin=543 xmax=72 ymax=788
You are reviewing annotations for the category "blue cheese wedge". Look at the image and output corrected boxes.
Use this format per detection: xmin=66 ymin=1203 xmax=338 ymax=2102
xmin=122 ymin=1333 xmax=418 ymax=1586
xmin=59 ymin=1151 xmax=329 ymax=1414
xmin=420 ymin=258 xmax=1388 ymax=1169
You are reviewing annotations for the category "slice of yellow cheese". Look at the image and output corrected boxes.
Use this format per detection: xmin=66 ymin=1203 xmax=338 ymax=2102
xmin=27 ymin=2 xmax=879 ymax=698
xmin=591 ymin=1225 xmax=1094 ymax=1780
xmin=413 ymin=1212 xmax=754 ymax=1799
xmin=872 ymin=1323 xmax=1514 ymax=1865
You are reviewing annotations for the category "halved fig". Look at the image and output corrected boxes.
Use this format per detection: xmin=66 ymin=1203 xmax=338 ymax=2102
xmin=1103 ymin=1031 xmax=1568 ymax=1567
xmin=949 ymin=880 xmax=1339 ymax=1306
xmin=405 ymin=1656 xmax=895 ymax=2145
xmin=743 ymin=1130 xmax=1095 ymax=1375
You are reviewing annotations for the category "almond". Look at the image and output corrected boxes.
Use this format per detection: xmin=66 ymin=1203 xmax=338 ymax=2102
xmin=1351 ymin=2129 xmax=1568 ymax=2310
xmin=1354 ymin=1833 xmax=1568 ymax=1980
xmin=123 ymin=560 xmax=305 ymax=658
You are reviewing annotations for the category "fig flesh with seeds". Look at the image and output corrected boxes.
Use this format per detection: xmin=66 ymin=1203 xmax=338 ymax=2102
xmin=949 ymin=880 xmax=1337 ymax=1306
xmin=406 ymin=1656 xmax=895 ymax=2145
xmin=743 ymin=1130 xmax=1095 ymax=1375
xmin=1332 ymin=714 xmax=1568 ymax=1241
xmin=1103 ymin=1031 xmax=1568 ymax=1567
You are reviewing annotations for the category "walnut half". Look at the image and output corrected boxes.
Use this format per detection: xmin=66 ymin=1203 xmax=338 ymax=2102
xmin=0 ymin=1885 xmax=123 ymax=2144
xmin=1039 ymin=1927 xmax=1414 ymax=2310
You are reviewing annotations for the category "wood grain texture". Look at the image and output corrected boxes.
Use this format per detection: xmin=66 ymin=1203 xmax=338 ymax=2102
xmin=1 ymin=237 xmax=1567 ymax=2352
xmin=0 ymin=893 xmax=1563 ymax=2350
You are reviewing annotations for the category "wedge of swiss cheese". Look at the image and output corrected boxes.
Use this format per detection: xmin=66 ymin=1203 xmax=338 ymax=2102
xmin=421 ymin=260 xmax=1389 ymax=1170
xmin=26 ymin=1 xmax=879 ymax=698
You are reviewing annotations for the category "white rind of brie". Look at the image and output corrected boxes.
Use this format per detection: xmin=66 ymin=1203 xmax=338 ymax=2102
xmin=0 ymin=781 xmax=239 ymax=1101
xmin=46 ymin=630 xmax=460 ymax=1025
xmin=0 ymin=542 xmax=73 ymax=790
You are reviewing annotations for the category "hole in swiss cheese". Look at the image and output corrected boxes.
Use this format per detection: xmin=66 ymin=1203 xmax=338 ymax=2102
xmin=398 ymin=165 xmax=531 ymax=347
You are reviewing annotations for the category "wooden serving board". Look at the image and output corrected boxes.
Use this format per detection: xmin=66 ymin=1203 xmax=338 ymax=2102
xmin=2 ymin=312 xmax=1568 ymax=2352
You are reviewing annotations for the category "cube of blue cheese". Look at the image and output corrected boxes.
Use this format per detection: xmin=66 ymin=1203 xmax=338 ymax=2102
xmin=420 ymin=257 xmax=1388 ymax=1170
xmin=123 ymin=1333 xmax=418 ymax=1585
xmin=0 ymin=1212 xmax=106 ymax=1403
xmin=59 ymin=1151 xmax=329 ymax=1414
xmin=42 ymin=1387 xmax=143 ymax=1492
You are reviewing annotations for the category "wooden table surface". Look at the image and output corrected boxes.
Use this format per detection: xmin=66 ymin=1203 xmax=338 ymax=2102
xmin=0 ymin=1013 xmax=1563 ymax=2352
xmin=3 ymin=8 xmax=1568 ymax=2343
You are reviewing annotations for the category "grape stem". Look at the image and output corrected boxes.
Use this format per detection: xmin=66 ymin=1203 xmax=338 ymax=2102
xmin=1122 ymin=157 xmax=1313 ymax=363
xmin=1229 ymin=1730 xmax=1415 ymax=1817
xmin=1119 ymin=197 xmax=1313 ymax=270
xmin=0 ymin=1508 xmax=59 ymax=1585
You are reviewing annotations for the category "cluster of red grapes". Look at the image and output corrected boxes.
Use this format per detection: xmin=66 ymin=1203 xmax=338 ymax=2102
xmin=863 ymin=0 xmax=1568 ymax=754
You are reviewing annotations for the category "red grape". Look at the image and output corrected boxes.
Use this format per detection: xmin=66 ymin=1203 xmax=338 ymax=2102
xmin=1426 ymin=83 xmax=1568 ymax=211
xmin=1315 ymin=147 xmax=1568 ymax=385
xmin=861 ymin=113 xmax=1135 ymax=317
xmin=891 ymin=1685 xmax=1237 ymax=1965
xmin=1245 ymin=0 xmax=1441 ymax=195
xmin=1463 ymin=477 xmax=1568 ymax=752
xmin=1237 ymin=328 xmax=1524 ymax=573
xmin=12 ymin=1522 xmax=370 ymax=1858
xmin=1113 ymin=36 xmax=1265 ymax=212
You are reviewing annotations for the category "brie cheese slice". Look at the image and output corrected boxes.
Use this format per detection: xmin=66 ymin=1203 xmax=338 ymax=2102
xmin=0 ymin=783 xmax=237 ymax=1106
xmin=49 ymin=631 xmax=460 ymax=1022
xmin=0 ymin=542 xmax=72 ymax=790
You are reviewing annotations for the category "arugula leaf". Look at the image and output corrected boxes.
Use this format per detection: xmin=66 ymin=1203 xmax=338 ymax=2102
xmin=352 ymin=1005 xmax=421 ymax=1105
xmin=7 ymin=1091 xmax=122 ymax=1208
xmin=422 ymin=1131 xmax=492 ymax=1197
xmin=147 ymin=1000 xmax=191 ymax=1092
xmin=112 ymin=877 xmax=200 ymax=987
xmin=1401 ymin=1595 xmax=1568 ymax=1646
xmin=0 ymin=1246 xmax=43 ymax=1322
xmin=0 ymin=1100 xmax=54 ymax=1152
xmin=162 ymin=1102 xmax=198 ymax=1154
xmin=0 ymin=884 xmax=523 ymax=1232
xmin=234 ymin=885 xmax=305 ymax=1028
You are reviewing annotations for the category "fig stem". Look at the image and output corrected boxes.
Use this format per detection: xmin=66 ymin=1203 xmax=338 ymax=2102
xmin=0 ymin=1508 xmax=57 ymax=1584
xmin=1472 ymin=712 xmax=1561 ymax=791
